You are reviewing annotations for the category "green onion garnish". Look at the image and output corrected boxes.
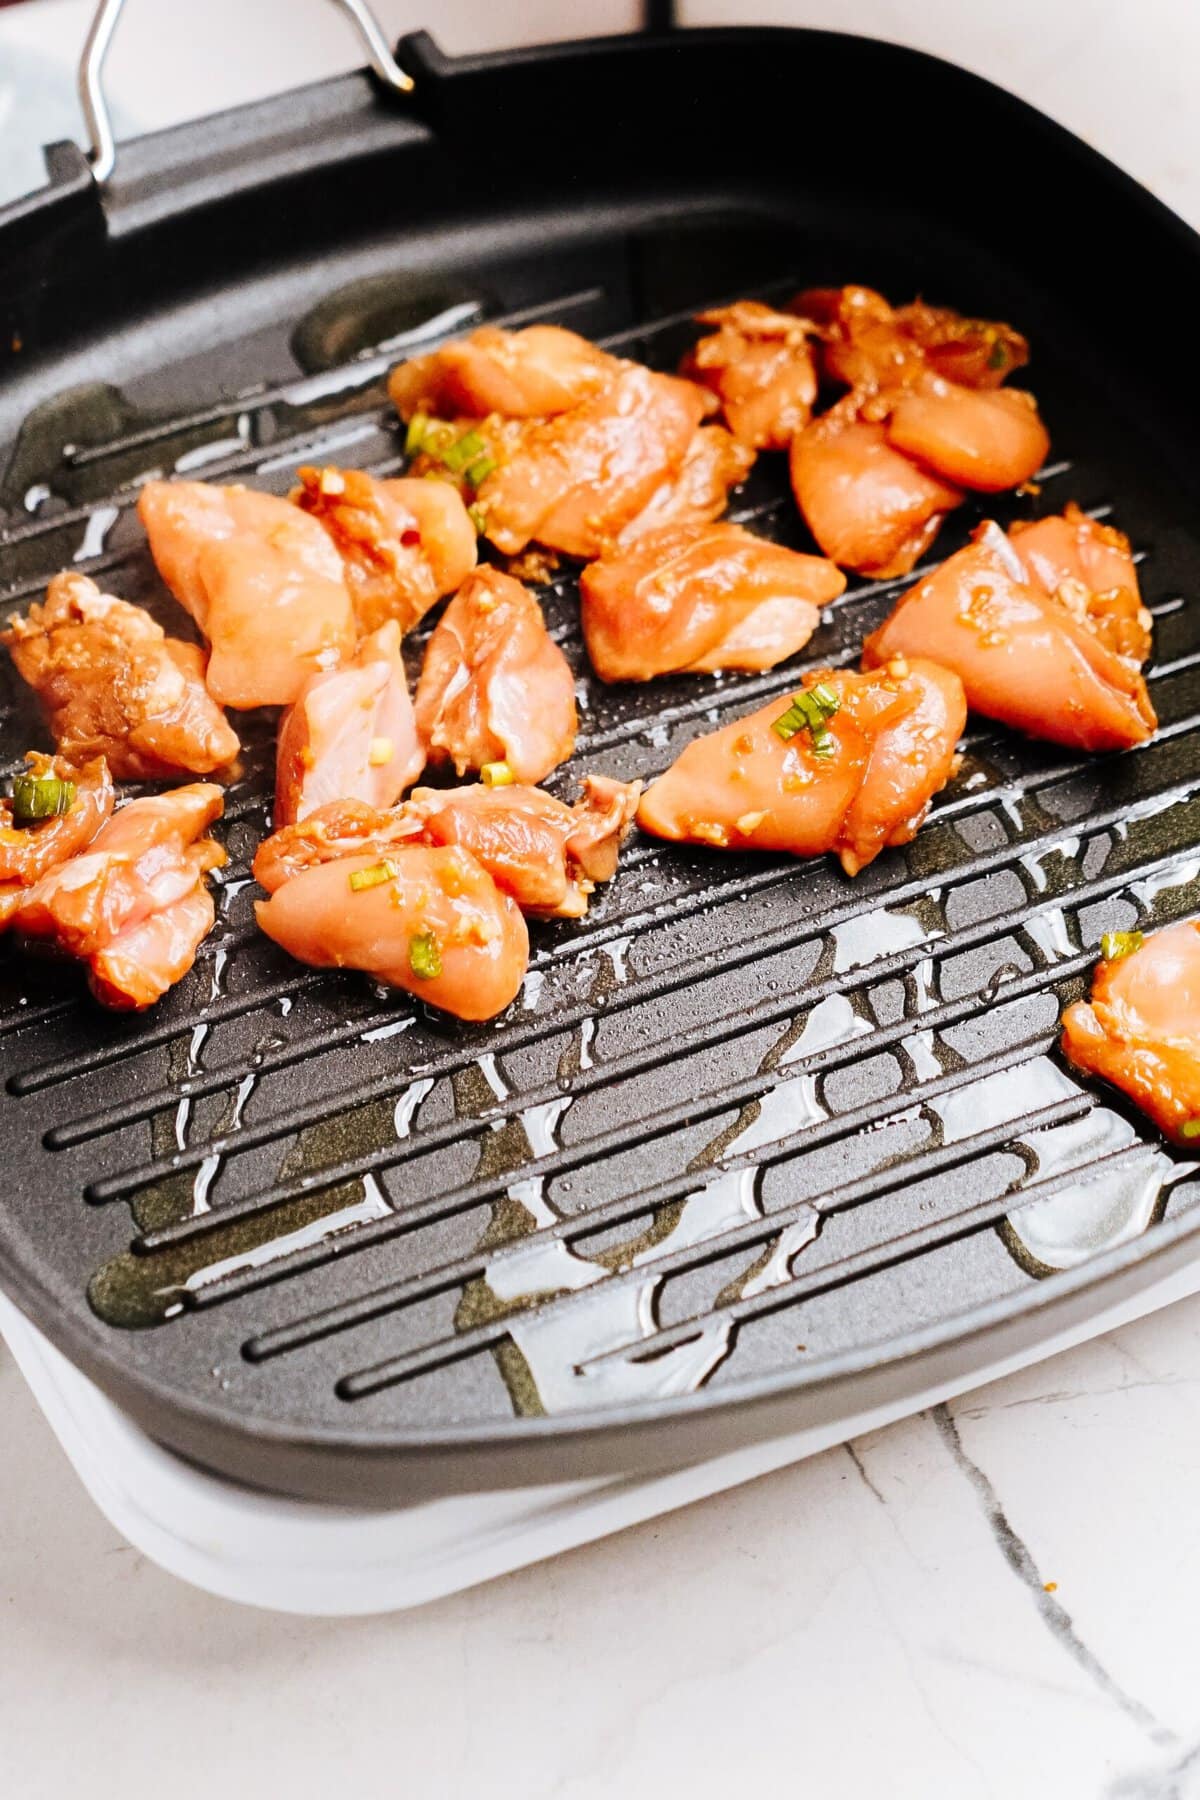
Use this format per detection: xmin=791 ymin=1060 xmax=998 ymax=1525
xmin=1181 ymin=1119 xmax=1200 ymax=1139
xmin=772 ymin=682 xmax=841 ymax=749
xmin=440 ymin=428 xmax=486 ymax=474
xmin=987 ymin=339 xmax=1009 ymax=370
xmin=1101 ymin=930 xmax=1144 ymax=962
xmin=481 ymin=761 xmax=515 ymax=787
xmin=348 ymin=860 xmax=396 ymax=893
xmin=11 ymin=774 xmax=75 ymax=825
xmin=409 ymin=930 xmax=442 ymax=979
xmin=464 ymin=454 xmax=497 ymax=489
xmin=467 ymin=502 xmax=490 ymax=536
xmin=405 ymin=412 xmax=430 ymax=456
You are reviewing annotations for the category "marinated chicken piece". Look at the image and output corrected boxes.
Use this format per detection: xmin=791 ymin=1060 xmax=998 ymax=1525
xmin=885 ymin=375 xmax=1050 ymax=493
xmin=389 ymin=324 xmax=621 ymax=422
xmin=1061 ymin=923 xmax=1200 ymax=1144
xmin=581 ymin=521 xmax=845 ymax=682
xmin=255 ymin=844 xmax=529 ymax=1022
xmin=14 ymin=784 xmax=225 ymax=958
xmin=796 ymin=285 xmax=1029 ymax=391
xmin=0 ymin=755 xmax=114 ymax=905
xmin=1010 ymin=503 xmax=1150 ymax=660
xmin=637 ymin=658 xmax=966 ymax=877
xmin=88 ymin=877 xmax=217 ymax=1011
xmin=3 ymin=572 xmax=239 ymax=778
xmin=138 ymin=481 xmax=355 ymax=708
xmin=680 ymin=301 xmax=820 ymax=449
xmin=254 ymin=776 xmax=639 ymax=920
xmin=275 ymin=621 xmax=423 ymax=827
xmin=863 ymin=517 xmax=1155 ymax=752
xmin=474 ymin=365 xmax=711 ymax=557
xmin=789 ymin=396 xmax=963 ymax=577
xmin=414 ymin=567 xmax=576 ymax=782
xmin=292 ymin=465 xmax=477 ymax=635
xmin=617 ymin=425 xmax=756 ymax=545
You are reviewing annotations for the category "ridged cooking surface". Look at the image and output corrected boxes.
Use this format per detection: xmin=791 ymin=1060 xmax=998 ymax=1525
xmin=2 ymin=244 xmax=1199 ymax=1442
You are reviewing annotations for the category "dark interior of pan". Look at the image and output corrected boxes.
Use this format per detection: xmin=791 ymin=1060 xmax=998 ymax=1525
xmin=2 ymin=27 xmax=1200 ymax=1505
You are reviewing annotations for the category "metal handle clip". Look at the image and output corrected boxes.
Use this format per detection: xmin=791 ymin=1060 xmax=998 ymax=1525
xmin=79 ymin=0 xmax=414 ymax=186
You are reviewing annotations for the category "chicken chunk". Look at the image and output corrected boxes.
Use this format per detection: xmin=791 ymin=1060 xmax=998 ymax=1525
xmin=275 ymin=620 xmax=423 ymax=827
xmin=580 ymin=521 xmax=845 ymax=682
xmin=796 ymin=285 xmax=1030 ymax=391
xmin=389 ymin=323 xmax=621 ymax=422
xmin=789 ymin=397 xmax=963 ymax=577
xmin=616 ymin=426 xmax=756 ymax=545
xmin=862 ymin=516 xmax=1155 ymax=752
xmin=474 ymin=365 xmax=711 ymax=558
xmin=292 ymin=465 xmax=477 ymax=635
xmin=680 ymin=301 xmax=820 ymax=449
xmin=138 ymin=481 xmax=355 ymax=708
xmin=414 ymin=567 xmax=577 ymax=783
xmin=254 ymin=776 xmax=639 ymax=920
xmin=1061 ymin=922 xmax=1200 ymax=1146
xmin=255 ymin=844 xmax=529 ymax=1022
xmin=3 ymin=572 xmax=239 ymax=778
xmin=885 ymin=375 xmax=1050 ymax=493
xmin=637 ymin=658 xmax=966 ymax=876
xmin=11 ymin=783 xmax=225 ymax=1008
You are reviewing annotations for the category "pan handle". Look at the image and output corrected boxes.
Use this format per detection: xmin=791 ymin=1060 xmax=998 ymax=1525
xmin=78 ymin=0 xmax=415 ymax=185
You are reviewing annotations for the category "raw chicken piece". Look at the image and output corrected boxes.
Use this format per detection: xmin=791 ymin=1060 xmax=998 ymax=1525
xmin=680 ymin=301 xmax=820 ymax=449
xmin=404 ymin=776 xmax=639 ymax=917
xmin=275 ymin=621 xmax=423 ymax=827
xmin=1061 ymin=922 xmax=1200 ymax=1146
xmin=4 ymin=572 xmax=238 ymax=778
xmin=255 ymin=844 xmax=529 ymax=1022
xmin=580 ymin=521 xmax=845 ymax=682
xmin=137 ymin=481 xmax=355 ymax=708
xmin=0 ymin=754 xmax=113 ymax=901
xmin=292 ymin=465 xmax=477 ymax=635
xmin=789 ymin=397 xmax=963 ymax=577
xmin=1010 ymin=503 xmax=1149 ymax=660
xmin=14 ymin=784 xmax=225 ymax=958
xmin=253 ymin=776 xmax=640 ymax=919
xmin=414 ymin=567 xmax=576 ymax=783
xmin=389 ymin=324 xmax=621 ymax=421
xmin=885 ymin=375 xmax=1050 ymax=493
xmin=637 ymin=658 xmax=966 ymax=877
xmin=796 ymin=285 xmax=1029 ymax=391
xmin=616 ymin=425 xmax=756 ymax=544
xmin=475 ymin=365 xmax=711 ymax=557
xmin=862 ymin=517 xmax=1155 ymax=751
xmin=88 ymin=876 xmax=216 ymax=1011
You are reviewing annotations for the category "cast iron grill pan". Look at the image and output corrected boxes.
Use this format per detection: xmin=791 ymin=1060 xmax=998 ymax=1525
xmin=1 ymin=29 xmax=1199 ymax=1503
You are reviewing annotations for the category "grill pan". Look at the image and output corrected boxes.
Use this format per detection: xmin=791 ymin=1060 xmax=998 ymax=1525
xmin=2 ymin=23 xmax=1200 ymax=1507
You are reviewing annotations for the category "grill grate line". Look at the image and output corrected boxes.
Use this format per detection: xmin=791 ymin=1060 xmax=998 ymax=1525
xmin=331 ymin=1081 xmax=1096 ymax=1398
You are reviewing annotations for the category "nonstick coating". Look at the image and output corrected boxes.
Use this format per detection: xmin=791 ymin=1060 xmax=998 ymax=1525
xmin=1 ymin=29 xmax=1199 ymax=1503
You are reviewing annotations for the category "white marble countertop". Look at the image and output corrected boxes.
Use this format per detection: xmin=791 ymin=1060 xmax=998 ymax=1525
xmin=4 ymin=4 xmax=1200 ymax=1796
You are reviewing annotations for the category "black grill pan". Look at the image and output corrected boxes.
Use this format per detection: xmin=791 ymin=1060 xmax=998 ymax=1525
xmin=2 ymin=26 xmax=1200 ymax=1505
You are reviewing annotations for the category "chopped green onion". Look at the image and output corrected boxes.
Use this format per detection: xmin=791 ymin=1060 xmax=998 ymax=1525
xmin=987 ymin=339 xmax=1009 ymax=370
xmin=440 ymin=428 xmax=486 ymax=474
xmin=772 ymin=682 xmax=841 ymax=748
xmin=1101 ymin=929 xmax=1144 ymax=962
xmin=11 ymin=774 xmax=75 ymax=825
xmin=481 ymin=761 xmax=515 ymax=787
xmin=464 ymin=454 xmax=497 ymax=490
xmin=405 ymin=411 xmax=430 ymax=456
xmin=348 ymin=860 xmax=396 ymax=893
xmin=467 ymin=502 xmax=490 ymax=536
xmin=409 ymin=930 xmax=442 ymax=979
xmin=1181 ymin=1119 xmax=1200 ymax=1139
